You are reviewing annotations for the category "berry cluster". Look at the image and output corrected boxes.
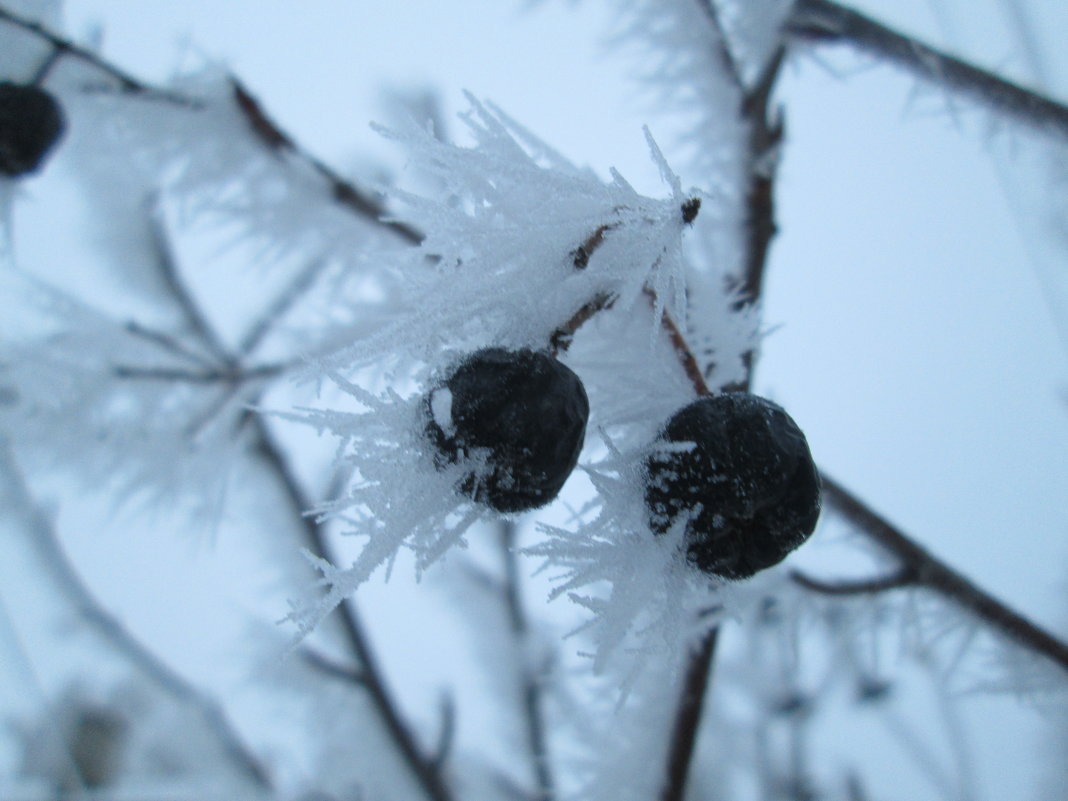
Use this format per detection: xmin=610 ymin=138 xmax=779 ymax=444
xmin=423 ymin=348 xmax=820 ymax=579
xmin=0 ymin=82 xmax=65 ymax=178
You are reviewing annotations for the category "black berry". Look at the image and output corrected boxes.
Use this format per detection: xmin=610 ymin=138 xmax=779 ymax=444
xmin=424 ymin=348 xmax=589 ymax=513
xmin=0 ymin=82 xmax=65 ymax=177
xmin=644 ymin=393 xmax=820 ymax=579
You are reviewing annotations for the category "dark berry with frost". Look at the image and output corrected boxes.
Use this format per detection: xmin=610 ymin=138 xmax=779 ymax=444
xmin=644 ymin=393 xmax=820 ymax=579
xmin=0 ymin=82 xmax=66 ymax=177
xmin=425 ymin=348 xmax=589 ymax=513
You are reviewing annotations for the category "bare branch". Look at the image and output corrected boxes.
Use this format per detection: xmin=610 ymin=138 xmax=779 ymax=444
xmin=660 ymin=628 xmax=719 ymax=801
xmin=300 ymin=648 xmax=368 ymax=685
xmin=790 ymin=567 xmax=917 ymax=596
xmin=429 ymin=692 xmax=457 ymax=773
xmin=820 ymin=474 xmax=1068 ymax=675
xmin=788 ymin=0 xmax=1068 ymax=140
xmin=112 ymin=363 xmax=288 ymax=384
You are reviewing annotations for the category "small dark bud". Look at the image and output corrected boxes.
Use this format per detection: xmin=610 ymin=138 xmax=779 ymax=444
xmin=0 ymin=82 xmax=65 ymax=177
xmin=644 ymin=393 xmax=820 ymax=579
xmin=425 ymin=348 xmax=589 ymax=513
xmin=681 ymin=197 xmax=701 ymax=224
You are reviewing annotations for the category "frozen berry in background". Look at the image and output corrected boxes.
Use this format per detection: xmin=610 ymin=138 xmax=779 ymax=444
xmin=0 ymin=82 xmax=66 ymax=177
xmin=644 ymin=393 xmax=820 ymax=579
xmin=424 ymin=348 xmax=589 ymax=513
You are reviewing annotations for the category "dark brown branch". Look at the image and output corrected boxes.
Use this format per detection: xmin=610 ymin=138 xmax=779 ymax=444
xmin=0 ymin=4 xmax=197 ymax=105
xmin=790 ymin=567 xmax=917 ymax=596
xmin=252 ymin=416 xmax=455 ymax=801
xmin=820 ymin=474 xmax=1068 ymax=675
xmin=788 ymin=0 xmax=1068 ymax=140
xmin=430 ymin=693 xmax=457 ymax=772
xmin=737 ymin=45 xmax=786 ymax=311
xmin=113 ymin=363 xmax=287 ymax=383
xmin=651 ymin=29 xmax=779 ymax=794
xmin=230 ymin=79 xmax=424 ymax=246
xmin=300 ymin=648 xmax=368 ymax=685
xmin=500 ymin=520 xmax=555 ymax=801
xmin=694 ymin=0 xmax=745 ymax=93
xmin=660 ymin=628 xmax=719 ymax=801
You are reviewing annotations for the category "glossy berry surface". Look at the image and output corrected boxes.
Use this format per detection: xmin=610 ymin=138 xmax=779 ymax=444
xmin=644 ymin=393 xmax=820 ymax=579
xmin=425 ymin=348 xmax=589 ymax=513
xmin=0 ymin=82 xmax=66 ymax=177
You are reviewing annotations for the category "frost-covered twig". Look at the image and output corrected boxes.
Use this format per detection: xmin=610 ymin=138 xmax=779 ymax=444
xmin=230 ymin=79 xmax=423 ymax=246
xmin=0 ymin=441 xmax=272 ymax=791
xmin=0 ymin=3 xmax=196 ymax=105
xmin=788 ymin=0 xmax=1068 ymax=140
xmin=809 ymin=474 xmax=1068 ymax=676
xmin=252 ymin=416 xmax=455 ymax=801
xmin=500 ymin=520 xmax=555 ymax=801
xmin=147 ymin=206 xmax=234 ymax=368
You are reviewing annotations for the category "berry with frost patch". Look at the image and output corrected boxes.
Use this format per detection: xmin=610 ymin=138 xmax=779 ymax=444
xmin=644 ymin=393 xmax=820 ymax=579
xmin=0 ymin=82 xmax=65 ymax=177
xmin=425 ymin=347 xmax=589 ymax=513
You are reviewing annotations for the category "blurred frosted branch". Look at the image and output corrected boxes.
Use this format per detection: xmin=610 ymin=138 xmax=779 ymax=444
xmin=230 ymin=79 xmax=424 ymax=246
xmin=0 ymin=439 xmax=273 ymax=791
xmin=788 ymin=0 xmax=1068 ymax=140
xmin=499 ymin=520 xmax=555 ymax=801
xmin=0 ymin=3 xmax=196 ymax=105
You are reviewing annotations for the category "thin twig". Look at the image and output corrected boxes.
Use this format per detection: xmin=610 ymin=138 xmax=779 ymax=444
xmin=230 ymin=79 xmax=424 ymax=246
xmin=147 ymin=203 xmax=234 ymax=368
xmin=123 ymin=321 xmax=216 ymax=369
xmin=816 ymin=474 xmax=1068 ymax=675
xmin=660 ymin=628 xmax=719 ymax=801
xmin=430 ymin=692 xmax=457 ymax=772
xmin=0 ymin=4 xmax=197 ymax=105
xmin=252 ymin=416 xmax=455 ymax=801
xmin=0 ymin=443 xmax=272 ymax=790
xmin=790 ymin=567 xmax=917 ymax=596
xmin=500 ymin=520 xmax=555 ymax=801
xmin=788 ymin=0 xmax=1068 ymax=140
xmin=237 ymin=258 xmax=331 ymax=357
xmin=694 ymin=0 xmax=745 ymax=92
xmin=112 ymin=363 xmax=288 ymax=383
xmin=300 ymin=648 xmax=368 ymax=685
